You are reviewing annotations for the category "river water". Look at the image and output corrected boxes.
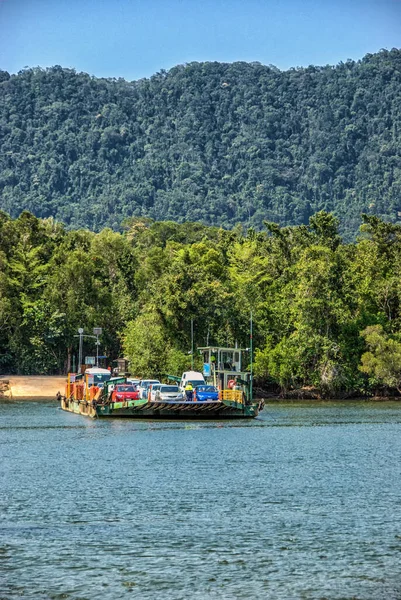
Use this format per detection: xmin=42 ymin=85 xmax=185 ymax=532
xmin=1 ymin=400 xmax=401 ymax=600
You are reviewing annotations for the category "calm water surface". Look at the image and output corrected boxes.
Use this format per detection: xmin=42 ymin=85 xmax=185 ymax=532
xmin=1 ymin=400 xmax=401 ymax=599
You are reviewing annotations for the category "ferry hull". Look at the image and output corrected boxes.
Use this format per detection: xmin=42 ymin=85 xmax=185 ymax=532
xmin=60 ymin=397 xmax=260 ymax=419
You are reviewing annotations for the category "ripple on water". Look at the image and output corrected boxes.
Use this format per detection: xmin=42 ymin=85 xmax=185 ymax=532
xmin=1 ymin=400 xmax=401 ymax=599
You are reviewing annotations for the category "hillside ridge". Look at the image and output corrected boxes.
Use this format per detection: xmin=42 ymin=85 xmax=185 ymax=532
xmin=1 ymin=48 xmax=401 ymax=239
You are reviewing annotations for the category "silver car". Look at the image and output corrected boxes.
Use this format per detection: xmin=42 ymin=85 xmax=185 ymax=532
xmin=155 ymin=385 xmax=184 ymax=402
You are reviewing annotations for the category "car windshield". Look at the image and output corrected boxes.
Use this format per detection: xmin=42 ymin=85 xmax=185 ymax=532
xmin=189 ymin=380 xmax=204 ymax=387
xmin=160 ymin=386 xmax=179 ymax=392
xmin=116 ymin=385 xmax=136 ymax=392
xmin=196 ymin=386 xmax=217 ymax=392
xmin=93 ymin=373 xmax=111 ymax=383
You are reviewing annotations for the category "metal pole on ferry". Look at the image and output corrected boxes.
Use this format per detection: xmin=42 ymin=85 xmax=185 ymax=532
xmin=78 ymin=328 xmax=83 ymax=374
xmin=250 ymin=312 xmax=253 ymax=404
xmin=191 ymin=318 xmax=194 ymax=370
xmin=93 ymin=327 xmax=102 ymax=367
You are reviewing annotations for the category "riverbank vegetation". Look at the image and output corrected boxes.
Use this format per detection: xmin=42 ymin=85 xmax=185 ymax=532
xmin=1 ymin=209 xmax=401 ymax=397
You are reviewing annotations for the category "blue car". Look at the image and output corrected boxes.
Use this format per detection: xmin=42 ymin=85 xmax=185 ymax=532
xmin=194 ymin=385 xmax=219 ymax=402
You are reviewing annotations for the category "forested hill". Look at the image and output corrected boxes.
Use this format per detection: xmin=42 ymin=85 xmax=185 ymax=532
xmin=0 ymin=49 xmax=401 ymax=239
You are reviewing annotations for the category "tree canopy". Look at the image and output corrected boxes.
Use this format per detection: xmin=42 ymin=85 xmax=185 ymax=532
xmin=1 ymin=49 xmax=401 ymax=240
xmin=2 ymin=210 xmax=401 ymax=398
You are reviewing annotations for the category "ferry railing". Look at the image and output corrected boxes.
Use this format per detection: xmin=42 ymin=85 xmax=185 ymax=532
xmin=219 ymin=389 xmax=244 ymax=404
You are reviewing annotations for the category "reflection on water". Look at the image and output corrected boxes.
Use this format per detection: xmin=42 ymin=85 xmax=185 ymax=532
xmin=1 ymin=400 xmax=401 ymax=599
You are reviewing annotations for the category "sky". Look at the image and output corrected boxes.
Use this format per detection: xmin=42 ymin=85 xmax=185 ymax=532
xmin=0 ymin=0 xmax=400 ymax=81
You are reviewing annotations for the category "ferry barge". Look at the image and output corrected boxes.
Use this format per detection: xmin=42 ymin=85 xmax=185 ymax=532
xmin=58 ymin=347 xmax=263 ymax=419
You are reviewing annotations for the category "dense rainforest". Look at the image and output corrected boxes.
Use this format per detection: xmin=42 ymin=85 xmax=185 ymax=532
xmin=2 ymin=210 xmax=401 ymax=397
xmin=0 ymin=49 xmax=401 ymax=240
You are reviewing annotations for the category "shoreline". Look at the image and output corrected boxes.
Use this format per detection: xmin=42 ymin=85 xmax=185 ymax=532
xmin=0 ymin=375 xmax=66 ymax=400
xmin=1 ymin=375 xmax=400 ymax=403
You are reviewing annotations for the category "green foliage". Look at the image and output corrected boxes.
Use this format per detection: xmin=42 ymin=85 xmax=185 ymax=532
xmin=360 ymin=325 xmax=401 ymax=391
xmin=165 ymin=348 xmax=193 ymax=377
xmin=1 ymin=50 xmax=401 ymax=239
xmin=123 ymin=311 xmax=166 ymax=377
xmin=255 ymin=335 xmax=301 ymax=391
xmin=3 ymin=208 xmax=401 ymax=397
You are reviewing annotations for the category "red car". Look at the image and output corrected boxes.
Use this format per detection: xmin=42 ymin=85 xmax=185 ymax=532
xmin=111 ymin=384 xmax=140 ymax=402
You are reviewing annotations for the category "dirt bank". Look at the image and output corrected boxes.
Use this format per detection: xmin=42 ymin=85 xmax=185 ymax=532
xmin=0 ymin=375 xmax=66 ymax=400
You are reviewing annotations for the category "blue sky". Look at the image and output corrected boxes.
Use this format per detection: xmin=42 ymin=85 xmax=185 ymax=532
xmin=0 ymin=0 xmax=400 ymax=81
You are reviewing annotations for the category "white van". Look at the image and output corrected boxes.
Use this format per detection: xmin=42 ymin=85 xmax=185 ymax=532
xmin=85 ymin=367 xmax=111 ymax=387
xmin=179 ymin=371 xmax=205 ymax=392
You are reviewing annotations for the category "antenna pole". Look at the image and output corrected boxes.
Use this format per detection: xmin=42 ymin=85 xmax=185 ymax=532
xmin=78 ymin=328 xmax=83 ymax=374
xmin=250 ymin=312 xmax=253 ymax=403
xmin=191 ymin=318 xmax=194 ymax=370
